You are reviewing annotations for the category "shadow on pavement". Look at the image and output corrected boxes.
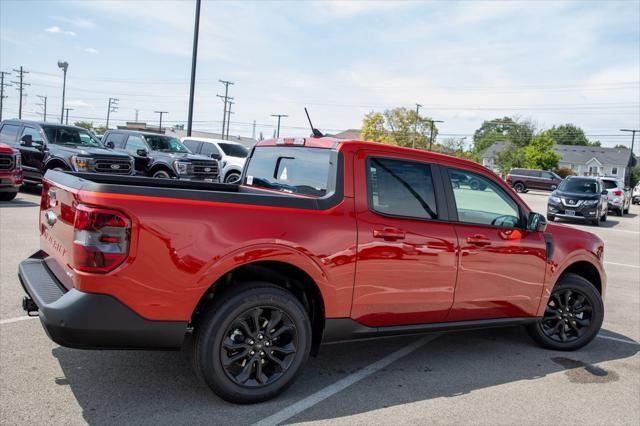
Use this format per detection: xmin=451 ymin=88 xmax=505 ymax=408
xmin=0 ymin=198 xmax=40 ymax=208
xmin=52 ymin=327 xmax=638 ymax=425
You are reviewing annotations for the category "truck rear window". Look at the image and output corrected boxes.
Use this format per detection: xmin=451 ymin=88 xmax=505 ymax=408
xmin=244 ymin=147 xmax=333 ymax=197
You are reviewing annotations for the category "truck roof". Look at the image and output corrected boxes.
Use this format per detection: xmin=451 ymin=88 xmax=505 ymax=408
xmin=257 ymin=137 xmax=483 ymax=170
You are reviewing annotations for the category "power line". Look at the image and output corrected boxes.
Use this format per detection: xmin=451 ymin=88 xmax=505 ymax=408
xmin=11 ymin=67 xmax=29 ymax=119
xmin=0 ymin=71 xmax=11 ymax=122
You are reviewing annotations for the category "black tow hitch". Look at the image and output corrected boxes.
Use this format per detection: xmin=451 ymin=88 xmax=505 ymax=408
xmin=22 ymin=297 xmax=39 ymax=316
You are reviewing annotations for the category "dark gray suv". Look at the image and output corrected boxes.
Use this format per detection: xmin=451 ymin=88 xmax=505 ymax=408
xmin=506 ymin=168 xmax=562 ymax=193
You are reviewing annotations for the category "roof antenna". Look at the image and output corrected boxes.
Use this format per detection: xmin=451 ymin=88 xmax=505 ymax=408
xmin=305 ymin=107 xmax=324 ymax=138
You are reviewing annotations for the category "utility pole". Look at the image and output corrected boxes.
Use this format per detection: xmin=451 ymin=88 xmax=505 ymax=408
xmin=187 ymin=0 xmax=201 ymax=137
xmin=217 ymin=80 xmax=234 ymax=139
xmin=57 ymin=61 xmax=68 ymax=124
xmin=135 ymin=109 xmax=140 ymax=122
xmin=154 ymin=111 xmax=168 ymax=132
xmin=620 ymin=129 xmax=639 ymax=156
xmin=252 ymin=120 xmax=256 ymax=140
xmin=271 ymin=114 xmax=288 ymax=138
xmin=413 ymin=103 xmax=422 ymax=149
xmin=37 ymin=95 xmax=47 ymax=121
xmin=225 ymin=101 xmax=234 ymax=140
xmin=0 ymin=71 xmax=11 ymax=122
xmin=64 ymin=108 xmax=73 ymax=124
xmin=11 ymin=67 xmax=29 ymax=120
xmin=428 ymin=119 xmax=444 ymax=151
xmin=106 ymin=97 xmax=119 ymax=129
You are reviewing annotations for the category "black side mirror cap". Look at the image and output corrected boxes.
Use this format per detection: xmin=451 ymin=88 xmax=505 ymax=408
xmin=601 ymin=189 xmax=608 ymax=195
xmin=527 ymin=212 xmax=547 ymax=232
xmin=136 ymin=149 xmax=148 ymax=157
xmin=105 ymin=141 xmax=115 ymax=149
xmin=210 ymin=153 xmax=221 ymax=160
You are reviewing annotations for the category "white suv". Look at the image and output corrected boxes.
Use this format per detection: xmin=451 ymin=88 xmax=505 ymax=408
xmin=632 ymin=183 xmax=640 ymax=205
xmin=182 ymin=137 xmax=249 ymax=184
xmin=599 ymin=177 xmax=631 ymax=216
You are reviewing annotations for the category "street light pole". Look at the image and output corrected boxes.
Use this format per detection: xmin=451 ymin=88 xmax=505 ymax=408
xmin=64 ymin=108 xmax=73 ymax=124
xmin=57 ymin=61 xmax=68 ymax=124
xmin=155 ymin=111 xmax=168 ymax=132
xmin=186 ymin=0 xmax=201 ymax=137
xmin=271 ymin=114 xmax=288 ymax=138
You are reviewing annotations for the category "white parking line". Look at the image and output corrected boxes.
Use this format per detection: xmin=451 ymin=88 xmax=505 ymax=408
xmin=0 ymin=315 xmax=37 ymax=325
xmin=597 ymin=334 xmax=640 ymax=345
xmin=254 ymin=334 xmax=440 ymax=426
xmin=605 ymin=261 xmax=640 ymax=269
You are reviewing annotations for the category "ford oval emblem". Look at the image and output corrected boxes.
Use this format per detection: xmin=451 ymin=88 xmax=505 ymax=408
xmin=110 ymin=164 xmax=121 ymax=170
xmin=204 ymin=167 xmax=211 ymax=172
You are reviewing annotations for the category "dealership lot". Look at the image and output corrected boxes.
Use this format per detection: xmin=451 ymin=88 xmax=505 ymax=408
xmin=1 ymin=188 xmax=638 ymax=425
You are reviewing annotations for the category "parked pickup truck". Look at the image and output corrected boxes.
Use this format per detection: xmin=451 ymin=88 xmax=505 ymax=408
xmin=19 ymin=137 xmax=606 ymax=403
xmin=0 ymin=142 xmax=23 ymax=201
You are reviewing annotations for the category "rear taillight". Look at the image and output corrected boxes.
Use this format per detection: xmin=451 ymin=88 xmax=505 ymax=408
xmin=72 ymin=204 xmax=131 ymax=273
xmin=506 ymin=174 xmax=511 ymax=181
xmin=613 ymin=190 xmax=622 ymax=196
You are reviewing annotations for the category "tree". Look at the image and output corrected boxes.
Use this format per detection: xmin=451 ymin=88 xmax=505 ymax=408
xmin=361 ymin=108 xmax=438 ymax=150
xmin=74 ymin=121 xmax=94 ymax=130
xmin=523 ymin=133 xmax=561 ymax=170
xmin=614 ymin=144 xmax=629 ymax=149
xmin=555 ymin=166 xmax=576 ymax=178
xmin=472 ymin=116 xmax=535 ymax=154
xmin=494 ymin=147 xmax=526 ymax=175
xmin=541 ymin=124 xmax=600 ymax=146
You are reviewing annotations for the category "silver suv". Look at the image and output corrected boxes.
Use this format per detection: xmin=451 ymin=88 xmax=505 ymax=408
xmin=599 ymin=177 xmax=631 ymax=216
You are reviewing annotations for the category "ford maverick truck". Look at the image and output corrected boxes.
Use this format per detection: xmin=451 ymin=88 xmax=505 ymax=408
xmin=19 ymin=137 xmax=606 ymax=403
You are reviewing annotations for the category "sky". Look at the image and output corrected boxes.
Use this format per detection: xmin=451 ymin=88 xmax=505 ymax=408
xmin=1 ymin=0 xmax=639 ymax=152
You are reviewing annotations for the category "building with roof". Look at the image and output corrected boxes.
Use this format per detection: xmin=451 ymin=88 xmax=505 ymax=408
xmin=481 ymin=141 xmax=636 ymax=184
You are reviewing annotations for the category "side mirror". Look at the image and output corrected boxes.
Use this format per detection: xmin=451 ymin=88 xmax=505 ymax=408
xmin=105 ymin=141 xmax=115 ymax=149
xmin=527 ymin=212 xmax=547 ymax=232
xmin=136 ymin=149 xmax=148 ymax=157
xmin=624 ymin=187 xmax=631 ymax=191
xmin=601 ymin=189 xmax=608 ymax=195
xmin=20 ymin=135 xmax=33 ymax=147
xmin=210 ymin=153 xmax=221 ymax=160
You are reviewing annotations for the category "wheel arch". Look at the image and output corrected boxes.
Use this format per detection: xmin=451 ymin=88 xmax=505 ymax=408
xmin=149 ymin=163 xmax=174 ymax=176
xmin=559 ymin=261 xmax=602 ymax=295
xmin=44 ymin=158 xmax=70 ymax=171
xmin=191 ymin=260 xmax=326 ymax=356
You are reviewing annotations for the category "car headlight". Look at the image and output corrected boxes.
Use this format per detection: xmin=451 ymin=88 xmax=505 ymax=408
xmin=549 ymin=195 xmax=561 ymax=204
xmin=71 ymin=156 xmax=92 ymax=172
xmin=583 ymin=199 xmax=599 ymax=206
xmin=173 ymin=161 xmax=191 ymax=175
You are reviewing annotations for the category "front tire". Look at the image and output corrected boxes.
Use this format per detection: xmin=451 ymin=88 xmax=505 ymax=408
xmin=0 ymin=192 xmax=18 ymax=201
xmin=616 ymin=208 xmax=623 ymax=217
xmin=514 ymin=182 xmax=526 ymax=193
xmin=193 ymin=282 xmax=312 ymax=403
xmin=152 ymin=169 xmax=173 ymax=179
xmin=527 ymin=273 xmax=603 ymax=351
xmin=224 ymin=171 xmax=241 ymax=184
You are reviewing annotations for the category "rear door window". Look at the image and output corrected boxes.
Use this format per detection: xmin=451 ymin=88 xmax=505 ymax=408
xmin=125 ymin=135 xmax=147 ymax=154
xmin=103 ymin=132 xmax=126 ymax=148
xmin=200 ymin=142 xmax=221 ymax=157
xmin=367 ymin=157 xmax=437 ymax=220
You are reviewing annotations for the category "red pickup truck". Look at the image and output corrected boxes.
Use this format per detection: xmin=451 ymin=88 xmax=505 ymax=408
xmin=19 ymin=137 xmax=606 ymax=403
xmin=0 ymin=142 xmax=23 ymax=201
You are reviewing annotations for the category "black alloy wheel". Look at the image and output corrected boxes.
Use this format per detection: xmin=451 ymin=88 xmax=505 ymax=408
xmin=220 ymin=307 xmax=297 ymax=387
xmin=514 ymin=182 xmax=526 ymax=193
xmin=193 ymin=282 xmax=311 ymax=403
xmin=528 ymin=273 xmax=603 ymax=351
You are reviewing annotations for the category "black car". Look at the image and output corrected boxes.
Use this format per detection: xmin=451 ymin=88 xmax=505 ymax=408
xmin=547 ymin=176 xmax=608 ymax=226
xmin=102 ymin=130 xmax=220 ymax=181
xmin=0 ymin=120 xmax=134 ymax=184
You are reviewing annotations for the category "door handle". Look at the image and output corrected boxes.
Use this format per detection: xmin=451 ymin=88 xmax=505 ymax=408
xmin=466 ymin=234 xmax=491 ymax=246
xmin=373 ymin=228 xmax=406 ymax=240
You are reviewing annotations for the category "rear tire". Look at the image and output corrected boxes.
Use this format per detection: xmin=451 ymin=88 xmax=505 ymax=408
xmin=514 ymin=182 xmax=526 ymax=193
xmin=616 ymin=208 xmax=623 ymax=217
xmin=527 ymin=273 xmax=603 ymax=351
xmin=0 ymin=192 xmax=18 ymax=201
xmin=193 ymin=282 xmax=312 ymax=403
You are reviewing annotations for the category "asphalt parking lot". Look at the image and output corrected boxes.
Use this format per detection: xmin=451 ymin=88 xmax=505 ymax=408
xmin=1 ymin=187 xmax=638 ymax=425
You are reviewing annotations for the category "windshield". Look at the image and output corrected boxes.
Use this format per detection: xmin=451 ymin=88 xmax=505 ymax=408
xmin=44 ymin=126 xmax=103 ymax=147
xmin=601 ymin=180 xmax=618 ymax=190
xmin=558 ymin=178 xmax=599 ymax=194
xmin=244 ymin=146 xmax=333 ymax=197
xmin=219 ymin=143 xmax=248 ymax=158
xmin=144 ymin=135 xmax=190 ymax=153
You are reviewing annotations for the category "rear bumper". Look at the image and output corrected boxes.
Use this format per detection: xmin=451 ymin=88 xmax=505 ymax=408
xmin=18 ymin=252 xmax=187 ymax=349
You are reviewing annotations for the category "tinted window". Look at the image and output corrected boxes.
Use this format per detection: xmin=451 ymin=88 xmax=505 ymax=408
xmin=448 ymin=168 xmax=520 ymax=228
xmin=144 ymin=135 xmax=190 ymax=153
xmin=20 ymin=127 xmax=44 ymax=145
xmin=125 ymin=135 xmax=147 ymax=154
xmin=200 ymin=142 xmax=221 ymax=156
xmin=368 ymin=157 xmax=437 ymax=220
xmin=558 ymin=178 xmax=599 ymax=194
xmin=601 ymin=180 xmax=618 ymax=190
xmin=541 ymin=172 xmax=555 ymax=179
xmin=244 ymin=147 xmax=332 ymax=197
xmin=0 ymin=124 xmax=21 ymax=144
xmin=219 ymin=143 xmax=248 ymax=158
xmin=183 ymin=139 xmax=202 ymax=153
xmin=43 ymin=126 xmax=102 ymax=147
xmin=103 ymin=132 xmax=126 ymax=148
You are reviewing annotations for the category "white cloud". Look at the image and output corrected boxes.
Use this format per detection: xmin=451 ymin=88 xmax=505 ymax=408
xmin=312 ymin=0 xmax=417 ymax=18
xmin=54 ymin=16 xmax=96 ymax=29
xmin=45 ymin=26 xmax=77 ymax=36
xmin=82 ymin=47 xmax=99 ymax=54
